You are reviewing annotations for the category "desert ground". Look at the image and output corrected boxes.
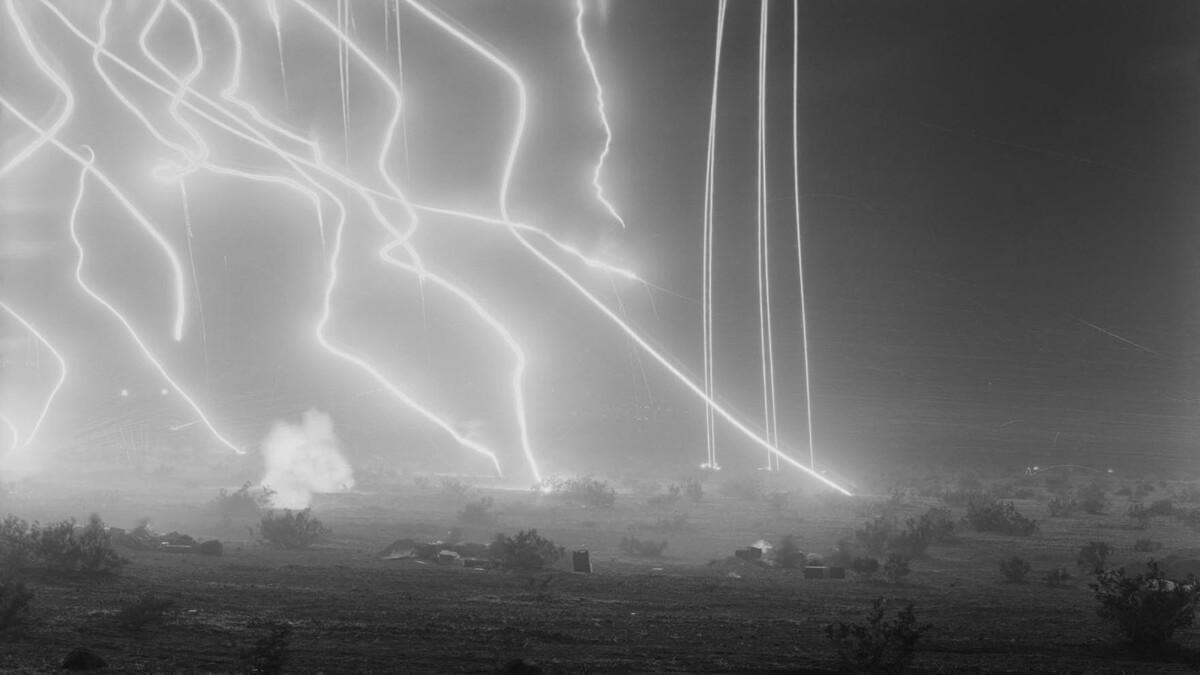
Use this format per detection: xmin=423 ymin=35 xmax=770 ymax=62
xmin=2 ymin=462 xmax=1200 ymax=674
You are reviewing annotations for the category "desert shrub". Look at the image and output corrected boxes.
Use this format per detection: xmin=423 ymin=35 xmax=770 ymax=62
xmin=538 ymin=477 xmax=616 ymax=508
xmin=854 ymin=517 xmax=896 ymax=557
xmin=681 ymin=477 xmax=705 ymax=502
xmin=888 ymin=517 xmax=934 ymax=559
xmin=1076 ymin=541 xmax=1113 ymax=575
xmin=1133 ymin=481 xmax=1155 ymax=499
xmin=619 ymin=536 xmax=667 ymax=558
xmin=826 ymin=540 xmax=854 ymax=568
xmin=720 ymin=476 xmax=765 ymax=501
xmin=824 ymin=598 xmax=931 ymax=673
xmin=439 ymin=477 xmax=472 ymax=500
xmin=999 ymin=555 xmax=1032 ymax=582
xmin=490 ymin=530 xmax=564 ymax=570
xmin=764 ymin=490 xmax=790 ymax=513
xmin=25 ymin=515 xmax=126 ymax=575
xmin=1090 ymin=560 xmax=1200 ymax=651
xmin=197 ymin=540 xmax=223 ymax=556
xmin=850 ymin=556 xmax=880 ymax=581
xmin=1126 ymin=503 xmax=1151 ymax=529
xmin=1046 ymin=496 xmax=1079 ymax=518
xmin=633 ymin=513 xmax=688 ymax=533
xmin=0 ymin=516 xmax=32 ymax=574
xmin=239 ymin=618 xmax=292 ymax=675
xmin=1077 ymin=482 xmax=1111 ymax=515
xmin=212 ymin=483 xmax=275 ymax=526
xmin=457 ymin=497 xmax=499 ymax=526
xmin=1042 ymin=473 xmax=1071 ymax=495
xmin=965 ymin=497 xmax=1038 ymax=536
xmin=1133 ymin=538 xmax=1162 ymax=553
xmin=258 ymin=509 xmax=328 ymax=550
xmin=646 ymin=483 xmax=682 ymax=506
xmin=1043 ymin=566 xmax=1072 ymax=587
xmin=0 ymin=577 xmax=33 ymax=630
xmin=115 ymin=592 xmax=175 ymax=632
xmin=1146 ymin=498 xmax=1176 ymax=517
xmin=1171 ymin=483 xmax=1200 ymax=504
xmin=1114 ymin=485 xmax=1133 ymax=497
xmin=918 ymin=507 xmax=957 ymax=544
xmin=1175 ymin=506 xmax=1200 ymax=531
xmin=774 ymin=535 xmax=804 ymax=569
xmin=882 ymin=553 xmax=911 ymax=584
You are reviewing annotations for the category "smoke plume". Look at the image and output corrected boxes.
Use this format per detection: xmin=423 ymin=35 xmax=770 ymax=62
xmin=260 ymin=409 xmax=354 ymax=509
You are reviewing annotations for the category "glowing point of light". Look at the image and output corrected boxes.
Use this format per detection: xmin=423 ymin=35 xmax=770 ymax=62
xmin=0 ymin=300 xmax=68 ymax=451
xmin=574 ymin=0 xmax=626 ymax=229
xmin=120 ymin=389 xmax=130 ymax=398
xmin=160 ymin=388 xmax=169 ymax=396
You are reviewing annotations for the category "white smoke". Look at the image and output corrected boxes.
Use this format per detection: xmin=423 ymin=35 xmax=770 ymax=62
xmin=259 ymin=409 xmax=354 ymax=509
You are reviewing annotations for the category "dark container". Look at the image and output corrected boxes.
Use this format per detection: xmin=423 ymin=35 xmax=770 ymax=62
xmin=803 ymin=566 xmax=828 ymax=579
xmin=573 ymin=549 xmax=592 ymax=573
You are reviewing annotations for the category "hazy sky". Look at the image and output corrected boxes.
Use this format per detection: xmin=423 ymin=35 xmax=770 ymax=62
xmin=1 ymin=0 xmax=1197 ymax=478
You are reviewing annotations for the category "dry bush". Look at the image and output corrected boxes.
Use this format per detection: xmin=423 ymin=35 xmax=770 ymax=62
xmin=259 ymin=509 xmax=328 ymax=550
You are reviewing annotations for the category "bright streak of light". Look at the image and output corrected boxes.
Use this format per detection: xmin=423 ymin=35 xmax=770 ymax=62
xmin=138 ymin=0 xmax=211 ymax=180
xmin=0 ymin=0 xmax=73 ymax=178
xmin=393 ymin=0 xmax=412 ymax=181
xmin=755 ymin=0 xmax=780 ymax=469
xmin=574 ymin=0 xmax=626 ymax=229
xmin=8 ymin=0 xmax=189 ymax=343
xmin=0 ymin=299 xmax=68 ymax=451
xmin=266 ymin=0 xmax=291 ymax=109
xmin=64 ymin=147 xmax=244 ymax=455
xmin=700 ymin=0 xmax=729 ymax=470
xmin=0 ymin=415 xmax=17 ymax=458
xmin=399 ymin=4 xmax=851 ymax=494
xmin=792 ymin=2 xmax=817 ymax=470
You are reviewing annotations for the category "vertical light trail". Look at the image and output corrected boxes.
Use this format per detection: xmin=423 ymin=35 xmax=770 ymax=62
xmin=393 ymin=0 xmax=412 ymax=181
xmin=700 ymin=0 xmax=728 ymax=469
xmin=0 ymin=299 xmax=68 ymax=451
xmin=0 ymin=415 xmax=17 ymax=458
xmin=266 ymin=0 xmax=291 ymax=109
xmin=8 ymin=0 xmax=188 ymax=342
xmin=64 ymin=147 xmax=243 ymax=454
xmin=338 ymin=0 xmax=351 ymax=166
xmin=402 ymin=2 xmax=852 ymax=495
xmin=179 ymin=182 xmax=210 ymax=390
xmin=574 ymin=0 xmax=626 ymax=229
xmin=756 ymin=0 xmax=780 ymax=469
xmin=792 ymin=1 xmax=816 ymax=470
xmin=607 ymin=274 xmax=653 ymax=414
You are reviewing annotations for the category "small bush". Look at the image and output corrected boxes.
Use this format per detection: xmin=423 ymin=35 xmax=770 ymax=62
xmin=854 ymin=517 xmax=895 ymax=557
xmin=24 ymin=514 xmax=126 ymax=575
xmin=212 ymin=483 xmax=275 ymax=526
xmin=439 ymin=477 xmax=472 ymax=500
xmin=1044 ymin=566 xmax=1072 ymax=587
xmin=1047 ymin=497 xmax=1079 ymax=518
xmin=1077 ymin=541 xmax=1113 ymax=575
xmin=824 ymin=598 xmax=931 ymax=673
xmin=918 ymin=507 xmax=957 ymax=544
xmin=1146 ymin=498 xmax=1176 ymax=517
xmin=490 ymin=530 xmax=564 ymax=570
xmin=1077 ymin=482 xmax=1111 ymax=515
xmin=457 ymin=497 xmax=499 ymax=526
xmin=646 ymin=483 xmax=681 ymax=506
xmin=259 ymin=509 xmax=328 ymax=550
xmin=882 ymin=553 xmax=911 ymax=584
xmin=1126 ymin=503 xmax=1151 ymax=529
xmin=774 ymin=535 xmax=804 ymax=569
xmin=239 ymin=618 xmax=292 ymax=675
xmin=850 ymin=556 xmax=880 ymax=581
xmin=0 ymin=577 xmax=33 ymax=630
xmin=720 ymin=476 xmax=765 ymax=502
xmin=965 ymin=497 xmax=1038 ymax=536
xmin=888 ymin=517 xmax=933 ymax=559
xmin=197 ymin=540 xmax=223 ymax=556
xmin=633 ymin=513 xmax=688 ymax=533
xmin=999 ymin=555 xmax=1032 ymax=582
xmin=115 ymin=592 xmax=174 ymax=632
xmin=939 ymin=488 xmax=985 ymax=508
xmin=1171 ymin=483 xmax=1200 ymax=504
xmin=1090 ymin=560 xmax=1200 ymax=651
xmin=682 ymin=477 xmax=705 ymax=502
xmin=0 ymin=516 xmax=32 ymax=574
xmin=1133 ymin=538 xmax=1162 ymax=553
xmin=538 ymin=477 xmax=616 ymax=508
xmin=619 ymin=536 xmax=667 ymax=558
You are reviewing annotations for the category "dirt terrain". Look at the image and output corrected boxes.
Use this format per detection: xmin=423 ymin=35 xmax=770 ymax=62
xmin=2 ymin=467 xmax=1200 ymax=673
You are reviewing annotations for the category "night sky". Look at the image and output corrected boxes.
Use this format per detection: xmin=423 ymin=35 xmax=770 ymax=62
xmin=1 ymin=1 xmax=1197 ymax=482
